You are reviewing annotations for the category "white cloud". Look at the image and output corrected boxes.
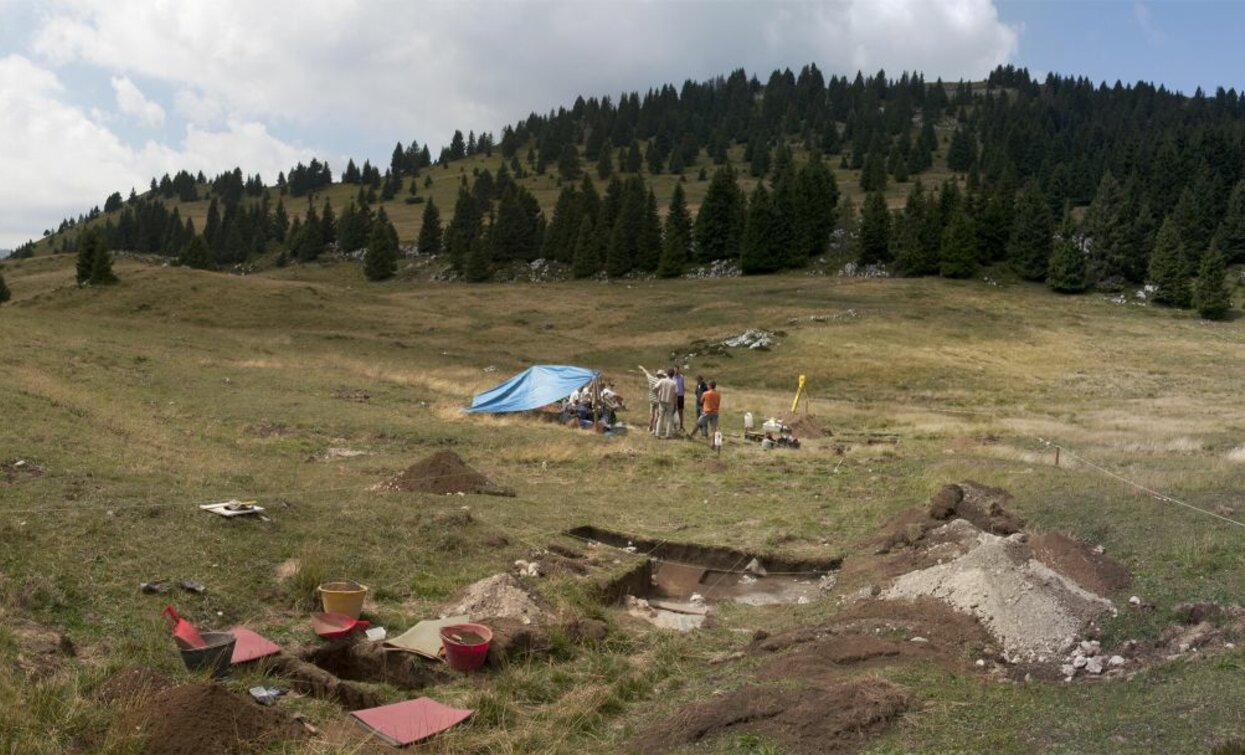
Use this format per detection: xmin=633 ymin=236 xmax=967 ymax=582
xmin=30 ymin=0 xmax=1019 ymax=145
xmin=111 ymin=75 xmax=164 ymax=127
xmin=8 ymin=0 xmax=1020 ymax=245
xmin=0 ymin=54 xmax=322 ymax=247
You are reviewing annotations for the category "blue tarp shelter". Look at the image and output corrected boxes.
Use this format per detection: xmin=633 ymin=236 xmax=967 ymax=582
xmin=466 ymin=365 xmax=599 ymax=414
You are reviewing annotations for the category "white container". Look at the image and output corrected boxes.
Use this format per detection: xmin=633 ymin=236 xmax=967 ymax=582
xmin=744 ymin=412 xmax=754 ymax=430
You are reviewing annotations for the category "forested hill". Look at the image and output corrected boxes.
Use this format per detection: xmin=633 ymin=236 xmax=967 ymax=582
xmin=17 ymin=64 xmax=1245 ymax=313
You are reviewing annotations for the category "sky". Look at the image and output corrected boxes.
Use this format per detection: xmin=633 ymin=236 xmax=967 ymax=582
xmin=1 ymin=0 xmax=1243 ymax=249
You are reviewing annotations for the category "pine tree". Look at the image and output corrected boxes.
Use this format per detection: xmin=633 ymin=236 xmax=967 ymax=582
xmin=625 ymin=140 xmax=643 ymax=173
xmin=1008 ymin=181 xmax=1053 ymax=281
xmin=858 ymin=192 xmax=891 ymax=265
xmin=637 ymin=189 xmax=662 ymax=272
xmin=939 ymin=207 xmax=977 ymax=279
xmin=596 ymin=139 xmax=614 ymax=179
xmin=657 ymin=183 xmax=692 ymax=278
xmin=571 ymin=216 xmax=601 ymax=279
xmin=946 ymin=126 xmax=976 ymax=171
xmin=364 ymin=209 xmax=399 ymax=281
xmin=1216 ymin=179 xmax=1245 ymax=263
xmin=1047 ymin=213 xmax=1089 ymax=293
xmin=543 ymin=186 xmax=581 ymax=263
xmin=320 ymin=199 xmax=336 ymax=245
xmin=1194 ymin=241 xmax=1232 ymax=320
xmin=741 ymin=183 xmax=781 ymax=274
xmin=1148 ymin=217 xmax=1192 ymax=307
xmin=893 ymin=182 xmax=939 ymax=276
xmin=76 ymin=230 xmax=116 ymax=285
xmin=0 ymin=270 xmax=10 ymax=304
xmin=798 ymin=150 xmax=839 ymax=259
xmin=417 ymin=198 xmax=443 ymax=255
xmin=558 ymin=144 xmax=582 ymax=181
xmin=694 ymin=165 xmax=744 ymax=263
xmin=446 ymin=187 xmax=482 ymax=273
xmin=180 ymin=235 xmax=213 ymax=270
xmin=1084 ymin=171 xmax=1130 ymax=283
xmin=464 ymin=228 xmax=492 ymax=282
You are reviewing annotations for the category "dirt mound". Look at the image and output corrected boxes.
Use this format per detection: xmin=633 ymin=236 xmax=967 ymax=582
xmin=928 ymin=481 xmax=1024 ymax=535
xmin=1031 ymin=532 xmax=1132 ymax=596
xmin=634 ymin=677 xmax=912 ymax=755
xmin=779 ymin=413 xmax=829 ymax=439
xmin=126 ymin=682 xmax=306 ymax=755
xmin=444 ymin=573 xmax=549 ymax=623
xmin=381 ymin=451 xmax=514 ymax=496
xmin=883 ymin=525 xmax=1114 ymax=661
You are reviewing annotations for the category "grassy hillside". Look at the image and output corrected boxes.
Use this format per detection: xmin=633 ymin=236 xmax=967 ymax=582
xmin=3 ymin=254 xmax=1245 ymax=751
xmin=30 ymin=132 xmax=957 ymax=257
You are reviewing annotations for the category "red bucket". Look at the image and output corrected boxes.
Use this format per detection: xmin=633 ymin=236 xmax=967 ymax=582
xmin=439 ymin=623 xmax=492 ymax=672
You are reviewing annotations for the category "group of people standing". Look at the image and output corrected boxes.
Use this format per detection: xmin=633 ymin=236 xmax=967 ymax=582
xmin=639 ymin=365 xmax=720 ymax=440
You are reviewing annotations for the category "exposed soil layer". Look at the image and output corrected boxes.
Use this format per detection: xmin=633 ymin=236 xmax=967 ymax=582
xmin=124 ymin=682 xmax=307 ymax=755
xmin=299 ymin=636 xmax=446 ymax=690
xmin=381 ymin=450 xmax=515 ymax=496
xmin=927 ymin=481 xmax=1025 ymax=535
xmin=566 ymin=525 xmax=839 ymax=573
xmin=779 ymin=412 xmax=830 ymax=438
xmin=1030 ymin=532 xmax=1132 ymax=596
xmin=264 ymin=653 xmax=385 ymax=709
xmin=1 ymin=459 xmax=44 ymax=485
xmin=634 ymin=677 xmax=912 ymax=755
xmin=8 ymin=617 xmax=75 ymax=678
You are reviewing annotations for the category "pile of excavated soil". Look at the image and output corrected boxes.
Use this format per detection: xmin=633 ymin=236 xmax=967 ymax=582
xmin=1030 ymin=532 xmax=1132 ymax=596
xmin=634 ymin=677 xmax=912 ymax=755
xmin=779 ymin=412 xmax=829 ymax=438
xmin=380 ymin=451 xmax=514 ymax=496
xmin=125 ymin=682 xmax=306 ymax=755
xmin=444 ymin=573 xmax=549 ymax=623
xmin=883 ymin=524 xmax=1115 ymax=661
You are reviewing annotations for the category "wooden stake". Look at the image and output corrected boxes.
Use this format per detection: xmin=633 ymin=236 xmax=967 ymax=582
xmin=1054 ymin=447 xmax=1060 ymax=467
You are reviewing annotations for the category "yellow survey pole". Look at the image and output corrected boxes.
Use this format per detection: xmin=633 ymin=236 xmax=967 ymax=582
xmin=791 ymin=374 xmax=807 ymax=413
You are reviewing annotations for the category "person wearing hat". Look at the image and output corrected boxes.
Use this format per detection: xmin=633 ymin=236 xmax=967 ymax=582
xmin=654 ymin=369 xmax=678 ymax=438
xmin=638 ymin=365 xmax=661 ymax=434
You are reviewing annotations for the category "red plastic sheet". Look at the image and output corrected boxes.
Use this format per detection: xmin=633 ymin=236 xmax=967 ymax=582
xmin=351 ymin=697 xmax=473 ymax=747
xmin=228 ymin=626 xmax=281 ymax=664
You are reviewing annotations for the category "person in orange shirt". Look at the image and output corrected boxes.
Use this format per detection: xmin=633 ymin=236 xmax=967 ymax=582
xmin=691 ymin=381 xmax=719 ymax=438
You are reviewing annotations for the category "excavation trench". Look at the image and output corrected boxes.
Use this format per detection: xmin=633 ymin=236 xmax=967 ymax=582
xmin=567 ymin=526 xmax=839 ymax=630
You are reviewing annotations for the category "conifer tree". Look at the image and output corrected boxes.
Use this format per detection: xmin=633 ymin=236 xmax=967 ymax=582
xmin=558 ymin=144 xmax=582 ymax=181
xmin=741 ymin=184 xmax=781 ymax=274
xmin=893 ymin=182 xmax=939 ymax=276
xmin=543 ymin=186 xmax=581 ymax=263
xmin=596 ymin=140 xmax=614 ymax=180
xmin=364 ymin=209 xmax=399 ymax=281
xmin=1216 ymin=179 xmax=1245 ymax=263
xmin=694 ymin=165 xmax=744 ymax=263
xmin=464 ymin=230 xmax=492 ymax=282
xmin=1047 ymin=213 xmax=1089 ymax=293
xmin=273 ymin=199 xmax=289 ymax=242
xmin=1194 ymin=241 xmax=1232 ymax=320
xmin=798 ymin=151 xmax=839 ymax=259
xmin=571 ymin=216 xmax=601 ymax=279
xmin=625 ymin=140 xmax=643 ymax=173
xmin=76 ymin=230 xmax=116 ymax=285
xmin=417 ymin=198 xmax=443 ymax=255
xmin=0 ymin=270 xmax=10 ymax=304
xmin=939 ymin=206 xmax=977 ymax=279
xmin=858 ymin=191 xmax=891 ymax=265
xmin=637 ymin=189 xmax=662 ymax=272
xmin=946 ymin=126 xmax=976 ymax=171
xmin=1148 ymin=217 xmax=1192 ymax=307
xmin=446 ymin=187 xmax=481 ymax=273
xmin=179 ymin=234 xmax=213 ymax=270
xmin=1084 ymin=171 xmax=1129 ymax=283
xmin=1008 ymin=181 xmax=1053 ymax=281
xmin=657 ymin=183 xmax=692 ymax=278
xmin=320 ymin=199 xmax=336 ymax=245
